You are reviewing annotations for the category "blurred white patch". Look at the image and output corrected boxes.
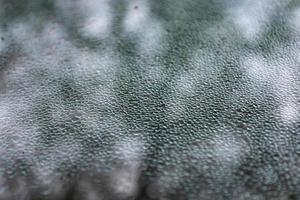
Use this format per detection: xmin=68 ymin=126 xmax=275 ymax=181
xmin=212 ymin=130 xmax=248 ymax=168
xmin=111 ymin=167 xmax=139 ymax=197
xmin=73 ymin=50 xmax=118 ymax=81
xmin=146 ymin=148 xmax=187 ymax=199
xmin=242 ymin=46 xmax=299 ymax=125
xmin=34 ymin=139 xmax=81 ymax=174
xmin=33 ymin=167 xmax=65 ymax=197
xmin=242 ymin=54 xmax=270 ymax=82
xmin=175 ymin=71 xmax=196 ymax=96
xmin=289 ymin=7 xmax=300 ymax=33
xmin=83 ymin=16 xmax=109 ymax=38
xmin=227 ymin=0 xmax=285 ymax=41
xmin=123 ymin=0 xmax=166 ymax=56
xmin=279 ymin=102 xmax=299 ymax=125
xmin=165 ymin=71 xmax=195 ymax=120
xmin=230 ymin=7 xmax=263 ymax=40
xmin=139 ymin=22 xmax=165 ymax=55
xmin=110 ymin=138 xmax=144 ymax=198
xmin=274 ymin=68 xmax=299 ymax=125
xmin=76 ymin=177 xmax=105 ymax=200
xmin=165 ymin=96 xmax=188 ymax=121
xmin=78 ymin=0 xmax=112 ymax=40
xmin=9 ymin=22 xmax=33 ymax=42
xmin=114 ymin=137 xmax=144 ymax=165
xmin=55 ymin=0 xmax=112 ymax=40
xmin=165 ymin=49 xmax=219 ymax=120
xmin=30 ymin=140 xmax=81 ymax=197
xmin=0 ymin=98 xmax=39 ymax=164
xmin=42 ymin=23 xmax=67 ymax=45
xmin=9 ymin=22 xmax=71 ymax=63
xmin=123 ymin=0 xmax=149 ymax=33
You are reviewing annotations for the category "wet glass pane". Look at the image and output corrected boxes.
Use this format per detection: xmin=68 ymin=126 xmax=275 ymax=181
xmin=0 ymin=0 xmax=299 ymax=199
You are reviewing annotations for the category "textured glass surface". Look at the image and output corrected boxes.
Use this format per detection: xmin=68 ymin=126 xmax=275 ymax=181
xmin=0 ymin=0 xmax=300 ymax=199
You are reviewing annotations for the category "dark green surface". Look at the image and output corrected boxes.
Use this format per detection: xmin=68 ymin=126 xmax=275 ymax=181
xmin=0 ymin=0 xmax=300 ymax=199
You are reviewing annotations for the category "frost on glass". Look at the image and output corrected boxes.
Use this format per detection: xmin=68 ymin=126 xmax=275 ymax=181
xmin=0 ymin=0 xmax=299 ymax=199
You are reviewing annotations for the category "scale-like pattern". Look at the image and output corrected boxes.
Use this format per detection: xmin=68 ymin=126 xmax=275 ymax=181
xmin=0 ymin=0 xmax=299 ymax=199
